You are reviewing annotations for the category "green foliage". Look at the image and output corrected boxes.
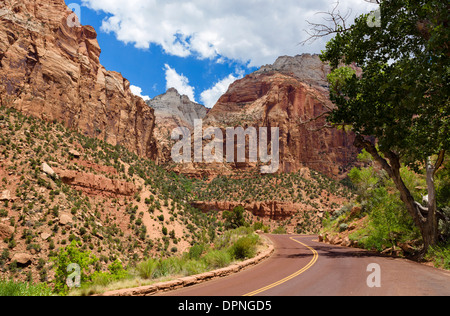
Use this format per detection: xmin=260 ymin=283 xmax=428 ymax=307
xmin=90 ymin=260 xmax=129 ymax=287
xmin=135 ymin=258 xmax=159 ymax=280
xmin=0 ymin=279 xmax=53 ymax=296
xmin=188 ymin=244 xmax=207 ymax=260
xmin=272 ymin=226 xmax=287 ymax=234
xmin=229 ymin=234 xmax=259 ymax=260
xmin=51 ymin=241 xmax=99 ymax=295
xmin=325 ymin=162 xmax=425 ymax=253
xmin=223 ymin=205 xmax=248 ymax=230
xmin=425 ymin=243 xmax=450 ymax=270
xmin=322 ymin=0 xmax=448 ymax=166
xmin=357 ymin=186 xmax=421 ymax=251
xmin=112 ymin=228 xmax=259 ymax=290
xmin=436 ymin=159 xmax=450 ymax=210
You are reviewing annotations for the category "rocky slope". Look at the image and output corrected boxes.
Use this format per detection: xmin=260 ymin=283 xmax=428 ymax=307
xmin=0 ymin=106 xmax=220 ymax=284
xmin=0 ymin=0 xmax=157 ymax=160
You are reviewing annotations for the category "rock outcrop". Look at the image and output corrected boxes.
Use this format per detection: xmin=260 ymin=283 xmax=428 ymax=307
xmin=147 ymin=88 xmax=207 ymax=164
xmin=191 ymin=201 xmax=303 ymax=221
xmin=256 ymin=54 xmax=332 ymax=89
xmin=147 ymin=88 xmax=208 ymax=130
xmin=0 ymin=0 xmax=157 ymax=160
xmin=53 ymin=168 xmax=137 ymax=197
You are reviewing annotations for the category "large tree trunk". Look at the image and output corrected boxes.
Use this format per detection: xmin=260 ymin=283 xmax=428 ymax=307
xmin=354 ymin=136 xmax=441 ymax=254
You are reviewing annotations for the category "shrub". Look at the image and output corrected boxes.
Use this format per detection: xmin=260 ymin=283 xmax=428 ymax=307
xmin=135 ymin=258 xmax=158 ymax=280
xmin=188 ymin=244 xmax=206 ymax=260
xmin=426 ymin=243 xmax=450 ymax=270
xmin=51 ymin=241 xmax=99 ymax=295
xmin=0 ymin=279 xmax=53 ymax=296
xmin=182 ymin=260 xmax=207 ymax=276
xmin=203 ymin=250 xmax=232 ymax=269
xmin=223 ymin=206 xmax=248 ymax=230
xmin=230 ymin=235 xmax=259 ymax=260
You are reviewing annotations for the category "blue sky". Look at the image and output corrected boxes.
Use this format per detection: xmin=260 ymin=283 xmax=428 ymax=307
xmin=65 ymin=0 xmax=377 ymax=107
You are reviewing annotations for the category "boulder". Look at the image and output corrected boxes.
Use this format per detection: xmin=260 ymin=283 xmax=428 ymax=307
xmin=41 ymin=162 xmax=56 ymax=177
xmin=11 ymin=253 xmax=33 ymax=266
xmin=41 ymin=232 xmax=52 ymax=241
xmin=0 ymin=223 xmax=14 ymax=239
xmin=0 ymin=190 xmax=11 ymax=201
xmin=68 ymin=149 xmax=81 ymax=158
xmin=59 ymin=213 xmax=73 ymax=226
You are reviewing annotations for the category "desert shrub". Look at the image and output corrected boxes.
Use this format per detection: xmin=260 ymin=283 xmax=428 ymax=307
xmin=182 ymin=260 xmax=207 ymax=276
xmin=230 ymin=235 xmax=259 ymax=260
xmin=272 ymin=226 xmax=287 ymax=234
xmin=135 ymin=258 xmax=158 ymax=280
xmin=339 ymin=223 xmax=349 ymax=232
xmin=223 ymin=205 xmax=248 ymax=230
xmin=90 ymin=259 xmax=129 ymax=287
xmin=188 ymin=244 xmax=206 ymax=260
xmin=153 ymin=257 xmax=183 ymax=278
xmin=203 ymin=250 xmax=232 ymax=269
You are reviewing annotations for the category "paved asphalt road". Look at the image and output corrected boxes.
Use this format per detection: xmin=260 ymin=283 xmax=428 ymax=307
xmin=160 ymin=235 xmax=450 ymax=296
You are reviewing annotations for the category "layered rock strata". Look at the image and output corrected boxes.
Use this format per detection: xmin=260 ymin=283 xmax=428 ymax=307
xmin=0 ymin=0 xmax=157 ymax=159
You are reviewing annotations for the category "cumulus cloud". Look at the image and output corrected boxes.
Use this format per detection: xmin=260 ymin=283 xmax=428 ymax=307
xmin=130 ymin=85 xmax=150 ymax=101
xmin=81 ymin=0 xmax=378 ymax=67
xmin=164 ymin=64 xmax=196 ymax=102
xmin=200 ymin=72 xmax=244 ymax=108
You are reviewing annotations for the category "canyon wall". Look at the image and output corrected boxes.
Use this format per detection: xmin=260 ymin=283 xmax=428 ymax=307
xmin=0 ymin=0 xmax=157 ymax=159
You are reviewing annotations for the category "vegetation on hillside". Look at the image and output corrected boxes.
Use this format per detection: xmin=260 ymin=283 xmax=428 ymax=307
xmin=322 ymin=151 xmax=449 ymax=269
xmin=0 ymin=106 xmax=345 ymax=295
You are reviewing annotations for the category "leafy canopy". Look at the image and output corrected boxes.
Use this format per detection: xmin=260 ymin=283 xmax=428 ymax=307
xmin=321 ymin=0 xmax=449 ymax=167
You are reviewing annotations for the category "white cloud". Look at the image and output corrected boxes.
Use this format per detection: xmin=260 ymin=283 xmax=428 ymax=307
xmin=164 ymin=64 xmax=196 ymax=102
xmin=130 ymin=85 xmax=150 ymax=101
xmin=81 ymin=0 xmax=378 ymax=67
xmin=200 ymin=72 xmax=244 ymax=108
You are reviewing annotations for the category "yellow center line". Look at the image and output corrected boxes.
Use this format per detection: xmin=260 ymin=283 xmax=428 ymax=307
xmin=243 ymin=237 xmax=319 ymax=297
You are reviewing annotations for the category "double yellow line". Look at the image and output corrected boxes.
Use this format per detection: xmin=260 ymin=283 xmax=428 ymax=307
xmin=243 ymin=237 xmax=319 ymax=296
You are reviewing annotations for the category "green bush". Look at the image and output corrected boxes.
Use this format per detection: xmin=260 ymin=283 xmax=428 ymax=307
xmin=230 ymin=235 xmax=259 ymax=260
xmin=90 ymin=259 xmax=129 ymax=287
xmin=50 ymin=241 xmax=99 ymax=295
xmin=135 ymin=258 xmax=158 ymax=280
xmin=188 ymin=244 xmax=206 ymax=260
xmin=203 ymin=250 xmax=232 ymax=269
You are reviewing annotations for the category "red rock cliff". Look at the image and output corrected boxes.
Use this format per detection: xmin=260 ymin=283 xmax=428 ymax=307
xmin=204 ymin=56 xmax=360 ymax=178
xmin=0 ymin=0 xmax=157 ymax=159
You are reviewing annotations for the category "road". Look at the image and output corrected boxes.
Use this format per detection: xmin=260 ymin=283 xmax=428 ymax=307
xmin=160 ymin=235 xmax=450 ymax=296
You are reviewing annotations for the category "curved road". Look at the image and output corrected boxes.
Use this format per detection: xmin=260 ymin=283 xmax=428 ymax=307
xmin=160 ymin=235 xmax=450 ymax=296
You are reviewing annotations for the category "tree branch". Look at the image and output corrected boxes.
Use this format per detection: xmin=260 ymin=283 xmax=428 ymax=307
xmin=301 ymin=0 xmax=353 ymax=46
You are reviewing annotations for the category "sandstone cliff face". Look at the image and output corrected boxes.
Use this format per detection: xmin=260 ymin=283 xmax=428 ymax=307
xmin=202 ymin=55 xmax=360 ymax=178
xmin=0 ymin=0 xmax=157 ymax=159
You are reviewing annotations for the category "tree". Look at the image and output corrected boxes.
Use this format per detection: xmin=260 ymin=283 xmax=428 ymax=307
xmin=51 ymin=241 xmax=98 ymax=294
xmin=316 ymin=0 xmax=449 ymax=253
xmin=223 ymin=206 xmax=248 ymax=230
